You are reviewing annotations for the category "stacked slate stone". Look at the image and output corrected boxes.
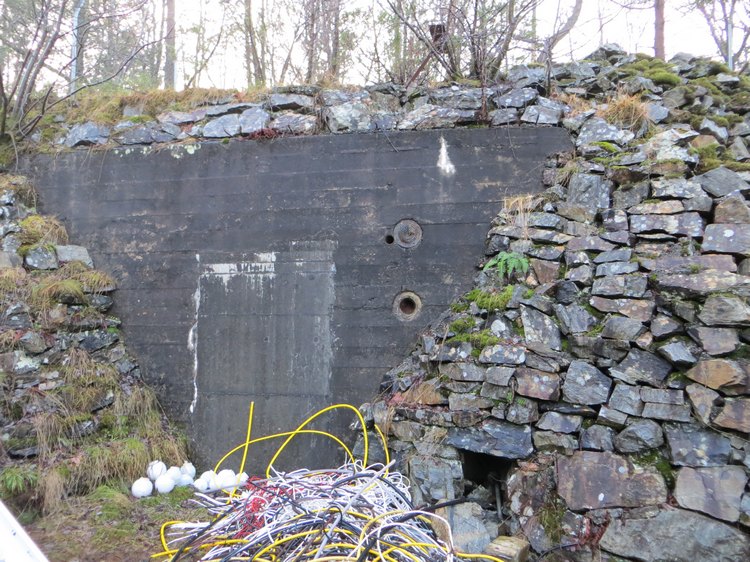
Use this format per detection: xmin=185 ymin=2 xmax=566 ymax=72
xmin=49 ymin=44 xmax=750 ymax=161
xmin=359 ymin=48 xmax=750 ymax=560
xmin=0 ymin=174 xmax=182 ymax=509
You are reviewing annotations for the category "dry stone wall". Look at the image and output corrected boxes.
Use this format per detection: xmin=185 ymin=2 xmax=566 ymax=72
xmin=355 ymin=47 xmax=750 ymax=560
xmin=0 ymin=174 xmax=185 ymax=513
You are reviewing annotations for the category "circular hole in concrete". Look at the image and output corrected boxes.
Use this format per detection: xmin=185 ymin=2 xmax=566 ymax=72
xmin=393 ymin=219 xmax=423 ymax=248
xmin=393 ymin=291 xmax=422 ymax=321
xmin=399 ymin=297 xmax=417 ymax=315
xmin=385 ymin=234 xmax=395 ymax=244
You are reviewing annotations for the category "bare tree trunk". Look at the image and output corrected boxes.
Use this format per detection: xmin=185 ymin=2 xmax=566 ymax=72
xmin=537 ymin=0 xmax=583 ymax=63
xmin=69 ymin=0 xmax=87 ymax=95
xmin=330 ymin=0 xmax=340 ymax=80
xmin=305 ymin=0 xmax=318 ymax=83
xmin=164 ymin=0 xmax=176 ymax=88
xmin=244 ymin=0 xmax=265 ymax=87
xmin=654 ymin=0 xmax=665 ymax=59
xmin=153 ymin=0 xmax=165 ymax=85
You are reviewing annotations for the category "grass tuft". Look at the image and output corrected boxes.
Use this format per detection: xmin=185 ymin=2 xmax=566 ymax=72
xmin=0 ymin=329 xmax=21 ymax=352
xmin=0 ymin=267 xmax=30 ymax=303
xmin=597 ymin=92 xmax=651 ymax=133
xmin=0 ymin=174 xmax=37 ymax=206
xmin=500 ymin=194 xmax=542 ymax=239
xmin=31 ymin=278 xmax=86 ymax=309
xmin=18 ymin=215 xmax=68 ymax=246
xmin=40 ymin=468 xmax=67 ymax=514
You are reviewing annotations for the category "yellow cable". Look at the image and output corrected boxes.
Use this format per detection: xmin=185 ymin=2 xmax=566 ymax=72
xmin=265 ymin=404 xmax=368 ymax=477
xmin=158 ymin=520 xmax=185 ymax=552
xmin=238 ymin=401 xmax=254 ymax=475
xmin=211 ymin=429 xmax=354 ymax=479
xmin=376 ymin=542 xmax=432 ymax=562
xmin=218 ymin=401 xmax=255 ymax=500
xmin=150 ymin=538 xmax=249 ymax=559
xmin=373 ymin=423 xmax=390 ymax=469
xmin=154 ymin=404 xmax=394 ymax=560
xmin=456 ymin=554 xmax=507 ymax=562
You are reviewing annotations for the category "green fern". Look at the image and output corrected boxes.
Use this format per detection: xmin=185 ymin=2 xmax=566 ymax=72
xmin=0 ymin=466 xmax=38 ymax=497
xmin=483 ymin=251 xmax=529 ymax=280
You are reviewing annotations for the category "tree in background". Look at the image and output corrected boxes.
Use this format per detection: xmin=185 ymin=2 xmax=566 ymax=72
xmin=164 ymin=0 xmax=175 ymax=88
xmin=690 ymin=0 xmax=750 ymax=71
xmin=655 ymin=0 xmax=665 ymax=59
xmin=0 ymin=0 xmax=157 ymax=141
xmin=533 ymin=0 xmax=583 ymax=63
xmin=612 ymin=0 xmax=666 ymax=59
xmin=242 ymin=0 xmax=266 ymax=87
xmin=385 ymin=0 xmax=543 ymax=83
xmin=364 ymin=1 xmax=430 ymax=84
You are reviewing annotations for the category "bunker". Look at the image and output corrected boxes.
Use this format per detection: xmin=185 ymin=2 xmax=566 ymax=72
xmin=24 ymin=126 xmax=571 ymax=469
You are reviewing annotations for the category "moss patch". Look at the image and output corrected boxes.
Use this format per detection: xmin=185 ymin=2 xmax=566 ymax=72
xmin=449 ymin=316 xmax=476 ymax=334
xmin=633 ymin=449 xmax=675 ymax=488
xmin=446 ymin=329 xmax=500 ymax=350
xmin=27 ymin=483 xmax=203 ymax=561
xmin=464 ymin=285 xmax=515 ymax=311
xmin=645 ymin=70 xmax=682 ymax=87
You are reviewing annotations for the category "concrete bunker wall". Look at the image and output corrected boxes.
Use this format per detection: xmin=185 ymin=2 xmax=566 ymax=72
xmin=24 ymin=127 xmax=571 ymax=469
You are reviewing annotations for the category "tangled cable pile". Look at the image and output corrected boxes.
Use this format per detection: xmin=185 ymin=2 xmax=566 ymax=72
xmin=151 ymin=404 xmax=505 ymax=561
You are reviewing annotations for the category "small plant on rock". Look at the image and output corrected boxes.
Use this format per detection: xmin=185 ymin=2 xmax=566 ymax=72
xmin=483 ymin=251 xmax=529 ymax=281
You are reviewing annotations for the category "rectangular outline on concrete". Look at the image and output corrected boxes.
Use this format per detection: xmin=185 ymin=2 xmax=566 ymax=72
xmin=189 ymin=245 xmax=337 ymax=465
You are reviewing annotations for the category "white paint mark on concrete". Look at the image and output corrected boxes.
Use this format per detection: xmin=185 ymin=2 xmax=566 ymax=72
xmin=170 ymin=143 xmax=201 ymax=159
xmin=437 ymin=136 xmax=456 ymax=176
xmin=188 ymin=253 xmax=200 ymax=415
xmin=202 ymin=254 xmax=277 ymax=291
xmin=200 ymin=253 xmax=277 ymax=302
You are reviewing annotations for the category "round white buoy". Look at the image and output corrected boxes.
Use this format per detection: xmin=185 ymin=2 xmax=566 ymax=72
xmin=217 ymin=469 xmax=237 ymax=489
xmin=199 ymin=470 xmax=216 ymax=482
xmin=192 ymin=477 xmax=209 ymax=492
xmin=131 ymin=477 xmax=153 ymax=498
xmin=177 ymin=473 xmax=194 ymax=487
xmin=165 ymin=466 xmax=182 ymax=483
xmin=180 ymin=461 xmax=196 ymax=479
xmin=155 ymin=473 xmax=176 ymax=494
xmin=147 ymin=460 xmax=167 ymax=481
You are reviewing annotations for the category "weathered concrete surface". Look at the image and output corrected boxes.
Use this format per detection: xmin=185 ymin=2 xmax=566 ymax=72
xmin=24 ymin=127 xmax=571 ymax=469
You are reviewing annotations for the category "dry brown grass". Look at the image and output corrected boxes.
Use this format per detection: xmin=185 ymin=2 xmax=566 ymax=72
xmin=597 ymin=91 xmax=651 ymax=132
xmin=22 ymin=262 xmax=116 ymax=314
xmin=400 ymin=379 xmax=443 ymax=405
xmin=33 ymin=410 xmax=70 ymax=461
xmin=31 ymin=278 xmax=86 ymax=310
xmin=0 ymin=267 xmax=31 ymax=303
xmin=553 ymin=91 xmax=592 ymax=117
xmin=0 ymin=174 xmax=37 ymax=207
xmin=555 ymin=159 xmax=582 ymax=187
xmin=63 ymin=348 xmax=119 ymax=389
xmin=500 ymin=193 xmax=543 ymax=239
xmin=121 ymin=87 xmax=243 ymax=113
xmin=68 ymin=438 xmax=150 ymax=494
xmin=55 ymin=262 xmax=116 ymax=293
xmin=0 ymin=329 xmax=20 ymax=352
xmin=113 ymin=386 xmax=157 ymax=419
xmin=40 ymin=468 xmax=67 ymax=514
xmin=18 ymin=215 xmax=68 ymax=246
